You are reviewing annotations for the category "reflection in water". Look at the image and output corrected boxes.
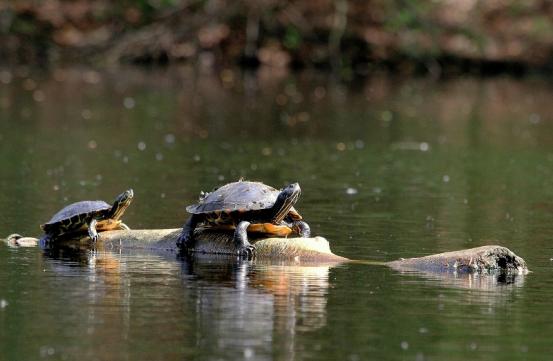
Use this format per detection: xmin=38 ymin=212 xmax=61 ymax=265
xmin=40 ymin=245 xmax=334 ymax=360
xmin=391 ymin=268 xmax=526 ymax=291
xmin=180 ymin=254 xmax=331 ymax=360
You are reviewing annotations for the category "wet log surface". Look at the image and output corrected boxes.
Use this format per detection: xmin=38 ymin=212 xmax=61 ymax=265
xmin=97 ymin=228 xmax=349 ymax=264
xmin=386 ymin=245 xmax=529 ymax=274
xmin=4 ymin=231 xmax=529 ymax=273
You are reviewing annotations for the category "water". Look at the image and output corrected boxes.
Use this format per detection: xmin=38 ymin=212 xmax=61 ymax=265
xmin=1 ymin=66 xmax=553 ymax=360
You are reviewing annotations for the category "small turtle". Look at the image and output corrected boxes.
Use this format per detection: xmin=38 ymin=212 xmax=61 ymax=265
xmin=177 ymin=180 xmax=310 ymax=257
xmin=41 ymin=189 xmax=134 ymax=243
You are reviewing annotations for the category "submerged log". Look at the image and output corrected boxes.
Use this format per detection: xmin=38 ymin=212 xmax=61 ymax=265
xmin=386 ymin=245 xmax=529 ymax=274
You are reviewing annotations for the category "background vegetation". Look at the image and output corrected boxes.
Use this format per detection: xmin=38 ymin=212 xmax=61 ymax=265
xmin=2 ymin=0 xmax=553 ymax=75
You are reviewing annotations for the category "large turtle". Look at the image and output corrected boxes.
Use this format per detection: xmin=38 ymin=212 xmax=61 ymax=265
xmin=41 ymin=189 xmax=134 ymax=243
xmin=177 ymin=180 xmax=310 ymax=257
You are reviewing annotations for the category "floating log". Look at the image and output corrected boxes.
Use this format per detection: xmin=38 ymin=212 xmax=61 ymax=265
xmin=386 ymin=245 xmax=528 ymax=274
xmin=96 ymin=228 xmax=349 ymax=264
xmin=3 ymin=230 xmax=529 ymax=274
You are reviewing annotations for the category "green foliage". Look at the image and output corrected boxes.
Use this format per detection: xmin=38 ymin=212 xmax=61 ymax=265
xmin=283 ymin=26 xmax=302 ymax=50
xmin=384 ymin=0 xmax=436 ymax=31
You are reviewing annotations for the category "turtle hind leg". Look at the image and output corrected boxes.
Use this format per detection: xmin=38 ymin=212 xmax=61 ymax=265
xmin=177 ymin=215 xmax=200 ymax=251
xmin=233 ymin=221 xmax=255 ymax=259
xmin=292 ymin=221 xmax=311 ymax=237
xmin=88 ymin=218 xmax=99 ymax=242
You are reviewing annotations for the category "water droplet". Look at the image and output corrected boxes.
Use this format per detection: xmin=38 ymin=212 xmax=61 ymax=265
xmin=33 ymin=90 xmax=45 ymax=102
xmin=529 ymin=113 xmax=541 ymax=124
xmin=381 ymin=110 xmax=393 ymax=122
xmin=0 ymin=71 xmax=12 ymax=84
xmin=442 ymin=175 xmax=450 ymax=183
xmin=87 ymin=140 xmax=97 ymax=149
xmin=164 ymin=134 xmax=175 ymax=144
xmin=275 ymin=94 xmax=287 ymax=106
xmin=22 ymin=78 xmax=36 ymax=91
xmin=137 ymin=141 xmax=146 ymax=151
xmin=193 ymin=155 xmax=201 ymax=162
xmin=313 ymin=86 xmax=326 ymax=100
xmin=81 ymin=109 xmax=92 ymax=120
xmin=336 ymin=142 xmax=346 ymax=151
xmin=419 ymin=142 xmax=429 ymax=151
xmin=1 ymin=299 xmax=8 ymax=309
xmin=155 ymin=153 xmax=163 ymax=161
xmin=123 ymin=97 xmax=135 ymax=109
xmin=244 ymin=348 xmax=254 ymax=359
xmin=400 ymin=341 xmax=409 ymax=350
xmin=346 ymin=187 xmax=358 ymax=195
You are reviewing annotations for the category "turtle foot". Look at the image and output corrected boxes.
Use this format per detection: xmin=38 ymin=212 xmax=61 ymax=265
xmin=292 ymin=221 xmax=311 ymax=238
xmin=177 ymin=234 xmax=194 ymax=251
xmin=237 ymin=244 xmax=256 ymax=260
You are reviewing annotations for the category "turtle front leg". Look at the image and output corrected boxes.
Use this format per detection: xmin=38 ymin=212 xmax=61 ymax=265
xmin=233 ymin=221 xmax=255 ymax=259
xmin=177 ymin=215 xmax=199 ymax=251
xmin=292 ymin=220 xmax=311 ymax=237
xmin=88 ymin=218 xmax=99 ymax=242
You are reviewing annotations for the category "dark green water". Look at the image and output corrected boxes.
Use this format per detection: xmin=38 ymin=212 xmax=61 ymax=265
xmin=1 ymin=66 xmax=553 ymax=360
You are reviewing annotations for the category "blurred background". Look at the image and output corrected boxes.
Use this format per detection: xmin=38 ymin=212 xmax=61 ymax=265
xmin=2 ymin=0 xmax=553 ymax=75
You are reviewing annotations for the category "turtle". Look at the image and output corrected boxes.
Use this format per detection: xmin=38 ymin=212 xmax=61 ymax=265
xmin=177 ymin=180 xmax=311 ymax=257
xmin=40 ymin=189 xmax=134 ymax=243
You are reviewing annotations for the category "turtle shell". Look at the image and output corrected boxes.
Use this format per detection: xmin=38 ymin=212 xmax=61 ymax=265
xmin=186 ymin=181 xmax=280 ymax=214
xmin=42 ymin=200 xmax=111 ymax=232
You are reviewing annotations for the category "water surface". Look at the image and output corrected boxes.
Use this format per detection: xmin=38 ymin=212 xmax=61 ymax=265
xmin=1 ymin=67 xmax=553 ymax=360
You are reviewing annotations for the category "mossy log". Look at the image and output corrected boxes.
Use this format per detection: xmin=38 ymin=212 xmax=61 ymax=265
xmin=386 ymin=245 xmax=528 ymax=274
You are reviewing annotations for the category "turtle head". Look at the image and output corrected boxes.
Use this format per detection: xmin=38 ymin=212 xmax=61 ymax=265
xmin=271 ymin=183 xmax=301 ymax=223
xmin=110 ymin=189 xmax=134 ymax=220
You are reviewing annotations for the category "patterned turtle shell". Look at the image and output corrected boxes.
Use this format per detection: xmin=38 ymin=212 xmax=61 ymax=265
xmin=41 ymin=189 xmax=133 ymax=237
xmin=186 ymin=181 xmax=295 ymax=215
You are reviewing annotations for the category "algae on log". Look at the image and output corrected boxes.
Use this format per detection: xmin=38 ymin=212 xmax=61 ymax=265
xmin=97 ymin=228 xmax=349 ymax=263
xmin=386 ymin=245 xmax=529 ymax=274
